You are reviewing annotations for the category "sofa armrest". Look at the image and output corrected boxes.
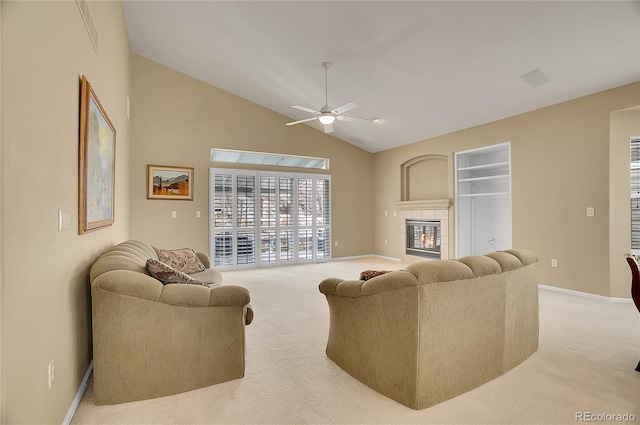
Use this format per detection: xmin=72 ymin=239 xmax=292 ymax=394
xmin=93 ymin=270 xmax=163 ymax=300
xmin=196 ymin=251 xmax=211 ymax=269
xmin=319 ymin=271 xmax=418 ymax=298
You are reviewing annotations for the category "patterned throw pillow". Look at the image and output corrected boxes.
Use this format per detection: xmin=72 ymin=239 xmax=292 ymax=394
xmin=359 ymin=270 xmax=394 ymax=281
xmin=145 ymin=259 xmax=206 ymax=286
xmin=157 ymin=248 xmax=206 ymax=274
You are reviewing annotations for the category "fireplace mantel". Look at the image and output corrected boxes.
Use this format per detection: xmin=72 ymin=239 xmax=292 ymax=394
xmin=395 ymin=199 xmax=452 ymax=211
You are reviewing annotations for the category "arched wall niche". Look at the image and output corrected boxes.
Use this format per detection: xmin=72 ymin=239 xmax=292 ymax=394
xmin=400 ymin=154 xmax=449 ymax=201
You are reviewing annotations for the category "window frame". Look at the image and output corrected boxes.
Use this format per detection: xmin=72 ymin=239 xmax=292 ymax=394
xmin=209 ymin=167 xmax=331 ymax=269
xmin=631 ymin=137 xmax=640 ymax=251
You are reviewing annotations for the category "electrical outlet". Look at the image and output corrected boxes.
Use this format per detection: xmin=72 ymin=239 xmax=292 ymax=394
xmin=334 ymin=241 xmax=338 ymax=247
xmin=551 ymin=259 xmax=558 ymax=268
xmin=171 ymin=211 xmax=177 ymax=219
xmin=196 ymin=211 xmax=201 ymax=218
xmin=48 ymin=359 xmax=55 ymax=389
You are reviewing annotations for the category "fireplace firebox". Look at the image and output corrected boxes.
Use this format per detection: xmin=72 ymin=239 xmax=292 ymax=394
xmin=406 ymin=220 xmax=441 ymax=259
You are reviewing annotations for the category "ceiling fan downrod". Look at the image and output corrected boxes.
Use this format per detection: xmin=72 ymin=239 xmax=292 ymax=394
xmin=321 ymin=62 xmax=333 ymax=112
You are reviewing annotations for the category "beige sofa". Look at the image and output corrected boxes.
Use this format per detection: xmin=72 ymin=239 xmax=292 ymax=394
xmin=90 ymin=240 xmax=253 ymax=405
xmin=319 ymin=249 xmax=539 ymax=410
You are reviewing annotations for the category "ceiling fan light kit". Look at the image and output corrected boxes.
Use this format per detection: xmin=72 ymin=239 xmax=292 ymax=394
xmin=286 ymin=62 xmax=379 ymax=134
xmin=318 ymin=114 xmax=335 ymax=125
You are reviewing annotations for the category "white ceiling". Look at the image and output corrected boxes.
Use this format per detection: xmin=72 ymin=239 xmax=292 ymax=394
xmin=123 ymin=1 xmax=640 ymax=153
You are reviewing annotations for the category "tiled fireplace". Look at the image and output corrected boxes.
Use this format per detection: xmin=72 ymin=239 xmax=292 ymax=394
xmin=396 ymin=199 xmax=451 ymax=263
xmin=406 ymin=219 xmax=441 ymax=259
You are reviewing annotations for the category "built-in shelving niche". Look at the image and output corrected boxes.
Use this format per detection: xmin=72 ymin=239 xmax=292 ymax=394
xmin=455 ymin=142 xmax=512 ymax=258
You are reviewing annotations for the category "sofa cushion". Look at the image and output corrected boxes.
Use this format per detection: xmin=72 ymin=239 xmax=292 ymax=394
xmin=145 ymin=259 xmax=206 ymax=286
xmin=190 ymin=268 xmax=223 ymax=286
xmin=485 ymin=251 xmax=522 ymax=272
xmin=457 ymin=256 xmax=501 ymax=277
xmin=157 ymin=248 xmax=206 ymax=274
xmin=503 ymin=249 xmax=539 ymax=267
xmin=405 ymin=260 xmax=474 ymax=285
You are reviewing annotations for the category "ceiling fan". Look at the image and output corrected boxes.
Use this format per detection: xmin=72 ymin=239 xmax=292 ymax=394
xmin=286 ymin=62 xmax=379 ymax=134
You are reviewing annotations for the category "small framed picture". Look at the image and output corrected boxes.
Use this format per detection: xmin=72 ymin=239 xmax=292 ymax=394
xmin=147 ymin=165 xmax=194 ymax=200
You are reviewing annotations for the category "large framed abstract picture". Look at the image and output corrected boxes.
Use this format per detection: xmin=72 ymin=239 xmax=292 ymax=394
xmin=79 ymin=75 xmax=116 ymax=234
xmin=147 ymin=165 xmax=194 ymax=200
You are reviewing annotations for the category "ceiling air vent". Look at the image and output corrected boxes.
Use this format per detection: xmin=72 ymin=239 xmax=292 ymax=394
xmin=76 ymin=0 xmax=99 ymax=54
xmin=520 ymin=69 xmax=551 ymax=88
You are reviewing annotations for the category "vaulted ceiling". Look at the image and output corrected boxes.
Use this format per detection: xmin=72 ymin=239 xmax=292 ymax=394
xmin=124 ymin=1 xmax=640 ymax=153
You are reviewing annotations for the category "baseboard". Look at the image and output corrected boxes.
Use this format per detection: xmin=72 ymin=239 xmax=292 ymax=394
xmin=63 ymin=360 xmax=93 ymax=425
xmin=332 ymin=254 xmax=401 ymax=262
xmin=539 ymin=284 xmax=633 ymax=303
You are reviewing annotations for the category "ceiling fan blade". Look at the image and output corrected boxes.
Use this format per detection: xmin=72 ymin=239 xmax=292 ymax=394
xmin=286 ymin=117 xmax=318 ymax=126
xmin=292 ymin=105 xmax=321 ymax=114
xmin=332 ymin=102 xmax=358 ymax=115
xmin=323 ymin=123 xmax=334 ymax=134
xmin=337 ymin=115 xmax=372 ymax=122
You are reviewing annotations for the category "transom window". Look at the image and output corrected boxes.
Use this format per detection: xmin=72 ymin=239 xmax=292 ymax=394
xmin=211 ymin=148 xmax=329 ymax=170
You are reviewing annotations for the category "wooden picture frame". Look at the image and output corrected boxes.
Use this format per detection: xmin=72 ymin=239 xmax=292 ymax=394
xmin=147 ymin=165 xmax=194 ymax=200
xmin=79 ymin=75 xmax=116 ymax=234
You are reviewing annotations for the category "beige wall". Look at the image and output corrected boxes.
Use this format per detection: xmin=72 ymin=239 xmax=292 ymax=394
xmin=373 ymin=83 xmax=640 ymax=297
xmin=129 ymin=54 xmax=374 ymax=257
xmin=610 ymin=108 xmax=640 ymax=298
xmin=407 ymin=157 xmax=448 ymax=201
xmin=0 ymin=1 xmax=131 ymax=423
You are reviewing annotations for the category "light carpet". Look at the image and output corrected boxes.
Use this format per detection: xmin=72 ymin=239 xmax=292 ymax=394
xmin=71 ymin=257 xmax=640 ymax=424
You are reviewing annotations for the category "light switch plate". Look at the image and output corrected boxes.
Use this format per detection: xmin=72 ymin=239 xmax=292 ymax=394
xmin=58 ymin=209 xmax=71 ymax=231
xmin=586 ymin=207 xmax=595 ymax=217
